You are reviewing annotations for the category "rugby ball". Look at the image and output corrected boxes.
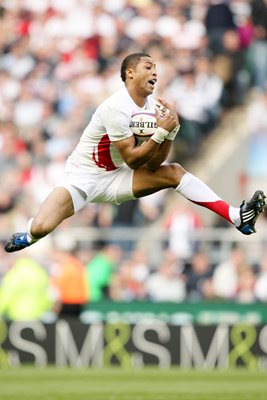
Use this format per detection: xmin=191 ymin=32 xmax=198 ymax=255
xmin=130 ymin=110 xmax=157 ymax=138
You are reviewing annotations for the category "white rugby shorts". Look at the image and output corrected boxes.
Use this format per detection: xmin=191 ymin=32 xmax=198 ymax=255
xmin=56 ymin=160 xmax=135 ymax=212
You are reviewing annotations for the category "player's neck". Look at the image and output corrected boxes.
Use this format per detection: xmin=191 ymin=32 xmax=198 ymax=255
xmin=126 ymin=85 xmax=147 ymax=108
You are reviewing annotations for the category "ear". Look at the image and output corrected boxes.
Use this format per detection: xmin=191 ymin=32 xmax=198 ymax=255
xmin=126 ymin=68 xmax=134 ymax=80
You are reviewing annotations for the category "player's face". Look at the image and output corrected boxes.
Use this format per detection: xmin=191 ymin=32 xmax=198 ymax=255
xmin=131 ymin=57 xmax=157 ymax=95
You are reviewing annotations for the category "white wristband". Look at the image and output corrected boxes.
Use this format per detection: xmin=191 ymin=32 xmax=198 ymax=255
xmin=167 ymin=124 xmax=180 ymax=141
xmin=151 ymin=127 xmax=169 ymax=144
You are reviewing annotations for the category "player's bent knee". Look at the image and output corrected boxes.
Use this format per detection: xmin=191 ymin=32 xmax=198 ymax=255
xmin=167 ymin=163 xmax=187 ymax=186
xmin=30 ymin=220 xmax=53 ymax=239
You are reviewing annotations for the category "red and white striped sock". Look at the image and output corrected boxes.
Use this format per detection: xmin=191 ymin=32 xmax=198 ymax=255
xmin=175 ymin=172 xmax=241 ymax=226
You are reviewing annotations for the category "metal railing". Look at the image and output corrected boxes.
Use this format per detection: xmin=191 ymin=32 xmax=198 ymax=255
xmin=52 ymin=225 xmax=267 ymax=266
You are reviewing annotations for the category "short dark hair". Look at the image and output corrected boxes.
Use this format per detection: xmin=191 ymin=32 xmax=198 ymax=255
xmin=120 ymin=52 xmax=151 ymax=82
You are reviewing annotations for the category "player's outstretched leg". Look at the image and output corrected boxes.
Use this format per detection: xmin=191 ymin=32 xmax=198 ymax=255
xmin=174 ymin=172 xmax=266 ymax=234
xmin=237 ymin=190 xmax=266 ymax=235
xmin=5 ymin=187 xmax=75 ymax=253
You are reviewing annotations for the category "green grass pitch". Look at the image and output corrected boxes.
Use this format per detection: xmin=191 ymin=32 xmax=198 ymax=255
xmin=0 ymin=367 xmax=267 ymax=400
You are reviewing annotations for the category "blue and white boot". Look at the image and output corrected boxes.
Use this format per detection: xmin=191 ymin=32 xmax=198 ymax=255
xmin=5 ymin=232 xmax=33 ymax=252
xmin=5 ymin=218 xmax=37 ymax=253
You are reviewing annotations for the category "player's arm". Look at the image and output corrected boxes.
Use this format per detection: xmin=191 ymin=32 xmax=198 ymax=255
xmin=145 ymin=99 xmax=180 ymax=170
xmin=113 ymin=134 xmax=160 ymax=170
xmin=113 ymin=110 xmax=177 ymax=170
xmin=145 ymin=140 xmax=172 ymax=171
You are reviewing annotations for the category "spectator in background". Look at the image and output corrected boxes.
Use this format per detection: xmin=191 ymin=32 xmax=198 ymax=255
xmin=255 ymin=255 xmax=267 ymax=302
xmin=85 ymin=244 xmax=122 ymax=302
xmin=236 ymin=265 xmax=257 ymax=303
xmin=50 ymin=247 xmax=88 ymax=318
xmin=13 ymin=88 xmax=44 ymax=128
xmin=111 ymin=200 xmax=141 ymax=251
xmin=164 ymin=199 xmax=203 ymax=263
xmin=204 ymin=0 xmax=236 ymax=54
xmin=130 ymin=248 xmax=150 ymax=287
xmin=165 ymin=68 xmax=209 ymax=159
xmin=246 ymin=89 xmax=267 ymax=186
xmin=1 ymin=37 xmax=36 ymax=81
xmin=0 ymin=257 xmax=55 ymax=320
xmin=0 ymin=70 xmax=21 ymax=121
xmin=194 ymin=53 xmax=223 ymax=131
xmin=145 ymin=250 xmax=186 ymax=302
xmin=186 ymin=250 xmax=214 ymax=301
xmin=136 ymin=190 xmax=166 ymax=226
xmin=212 ymin=246 xmax=249 ymax=299
xmin=109 ymin=258 xmax=147 ymax=302
xmin=109 ymin=259 xmax=135 ymax=301
xmin=170 ymin=9 xmax=207 ymax=52
xmin=173 ymin=48 xmax=196 ymax=76
xmin=235 ymin=3 xmax=254 ymax=50
xmin=250 ymin=0 xmax=267 ymax=91
xmin=219 ymin=29 xmax=250 ymax=106
xmin=164 ymin=52 xmax=223 ymax=160
xmin=109 ymin=248 xmax=150 ymax=301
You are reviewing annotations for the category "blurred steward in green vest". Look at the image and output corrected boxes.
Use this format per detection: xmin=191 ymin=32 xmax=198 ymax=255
xmin=86 ymin=244 xmax=122 ymax=302
xmin=0 ymin=257 xmax=55 ymax=320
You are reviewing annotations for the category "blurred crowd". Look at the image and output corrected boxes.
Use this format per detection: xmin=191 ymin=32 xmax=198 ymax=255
xmin=1 ymin=239 xmax=267 ymax=321
xmin=0 ymin=0 xmax=267 ymax=319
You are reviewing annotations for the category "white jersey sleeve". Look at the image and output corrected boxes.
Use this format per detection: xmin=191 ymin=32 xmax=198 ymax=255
xmin=98 ymin=105 xmax=133 ymax=142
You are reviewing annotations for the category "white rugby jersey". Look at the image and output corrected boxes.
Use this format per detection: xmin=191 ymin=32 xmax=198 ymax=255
xmin=68 ymin=86 xmax=155 ymax=172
